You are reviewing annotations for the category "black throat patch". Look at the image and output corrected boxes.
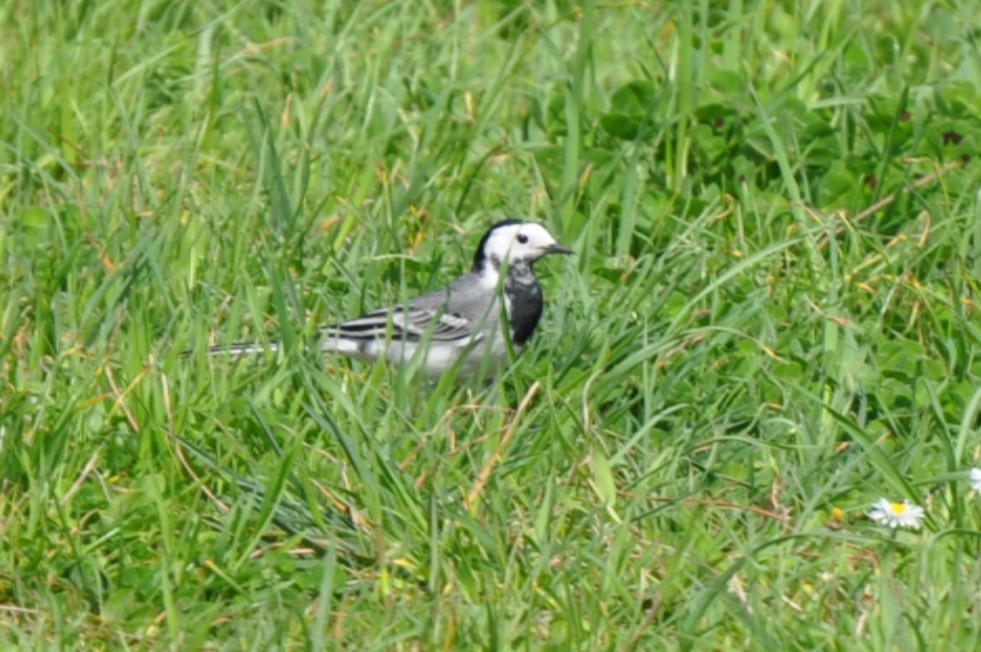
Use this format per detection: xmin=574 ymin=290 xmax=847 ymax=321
xmin=505 ymin=263 xmax=544 ymax=346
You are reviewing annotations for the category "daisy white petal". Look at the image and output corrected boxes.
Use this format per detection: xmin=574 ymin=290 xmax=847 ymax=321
xmin=969 ymin=468 xmax=981 ymax=494
xmin=868 ymin=498 xmax=925 ymax=530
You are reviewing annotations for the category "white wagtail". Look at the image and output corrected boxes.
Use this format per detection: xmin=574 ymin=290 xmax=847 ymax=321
xmin=207 ymin=220 xmax=574 ymax=377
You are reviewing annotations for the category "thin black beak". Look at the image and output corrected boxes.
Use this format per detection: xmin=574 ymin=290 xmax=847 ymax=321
xmin=546 ymin=244 xmax=574 ymax=255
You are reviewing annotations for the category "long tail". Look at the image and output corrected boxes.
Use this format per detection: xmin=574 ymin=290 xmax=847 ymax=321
xmin=193 ymin=329 xmax=359 ymax=358
xmin=199 ymin=341 xmax=282 ymax=356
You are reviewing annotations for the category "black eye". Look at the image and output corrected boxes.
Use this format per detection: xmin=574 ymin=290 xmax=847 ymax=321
xmin=517 ymin=234 xmax=529 ymax=244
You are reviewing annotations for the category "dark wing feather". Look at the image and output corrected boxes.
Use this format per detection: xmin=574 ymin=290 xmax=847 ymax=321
xmin=322 ymin=307 xmax=477 ymax=343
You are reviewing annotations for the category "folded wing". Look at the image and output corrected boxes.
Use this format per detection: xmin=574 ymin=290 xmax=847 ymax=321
xmin=321 ymin=307 xmax=478 ymax=343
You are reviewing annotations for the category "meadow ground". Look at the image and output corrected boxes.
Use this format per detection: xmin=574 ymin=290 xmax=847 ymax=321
xmin=2 ymin=0 xmax=981 ymax=648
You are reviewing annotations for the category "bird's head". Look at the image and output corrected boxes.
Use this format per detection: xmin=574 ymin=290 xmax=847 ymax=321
xmin=472 ymin=220 xmax=573 ymax=272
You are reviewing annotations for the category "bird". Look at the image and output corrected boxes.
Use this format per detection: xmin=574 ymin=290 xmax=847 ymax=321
xmin=206 ymin=219 xmax=574 ymax=377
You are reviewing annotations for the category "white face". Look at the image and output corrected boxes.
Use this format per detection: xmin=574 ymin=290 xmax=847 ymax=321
xmin=481 ymin=222 xmax=568 ymax=264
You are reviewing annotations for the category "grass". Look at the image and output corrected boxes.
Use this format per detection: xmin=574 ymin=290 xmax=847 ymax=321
xmin=2 ymin=0 xmax=981 ymax=648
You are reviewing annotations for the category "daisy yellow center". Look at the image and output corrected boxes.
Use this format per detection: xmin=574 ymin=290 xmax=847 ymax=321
xmin=891 ymin=503 xmax=907 ymax=514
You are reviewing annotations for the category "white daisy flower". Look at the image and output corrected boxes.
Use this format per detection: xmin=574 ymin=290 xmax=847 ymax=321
xmin=969 ymin=468 xmax=981 ymax=494
xmin=868 ymin=498 xmax=925 ymax=530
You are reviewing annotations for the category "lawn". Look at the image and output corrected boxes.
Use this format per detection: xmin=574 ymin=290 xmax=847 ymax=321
xmin=2 ymin=0 xmax=981 ymax=648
